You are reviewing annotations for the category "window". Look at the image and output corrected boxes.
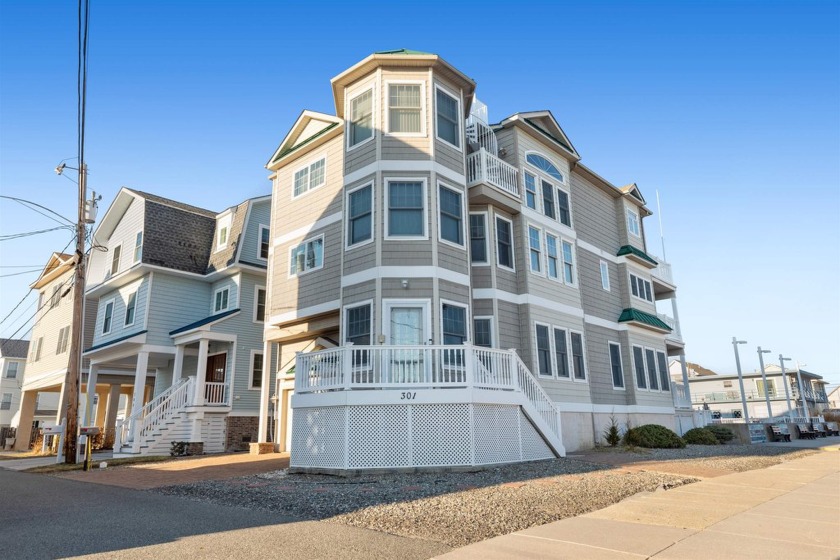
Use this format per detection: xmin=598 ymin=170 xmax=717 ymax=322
xmin=347 ymin=184 xmax=373 ymax=246
xmin=546 ymin=234 xmax=559 ymax=279
xmin=213 ymin=288 xmax=229 ymax=313
xmin=289 ymin=236 xmax=324 ymax=275
xmin=435 ymin=87 xmax=460 ymax=148
xmin=630 ymin=273 xmax=653 ymax=302
xmin=5 ymin=362 xmax=19 ymax=379
xmin=627 ymin=209 xmax=641 ymax=238
xmin=0 ymin=393 xmax=11 ymax=411
xmin=56 ymin=326 xmax=70 ymax=354
xmin=442 ymin=303 xmax=467 ymax=345
xmin=133 ymin=232 xmax=143 ymax=262
xmin=562 ymin=241 xmax=575 ymax=284
xmin=49 ymin=285 xmax=61 ymax=309
xmin=110 ymin=245 xmax=121 ymax=276
xmin=524 ymin=173 xmax=538 ymax=210
xmin=387 ymin=181 xmax=425 ymax=238
xmin=541 ymin=180 xmax=556 ymax=220
xmin=557 ymin=189 xmax=571 ymax=227
xmin=526 ymin=153 xmax=564 ymax=183
xmin=609 ymin=343 xmax=624 ymax=388
xmin=254 ymin=288 xmax=266 ymax=322
xmin=473 ymin=318 xmax=492 ymax=347
xmin=346 ymin=304 xmax=372 ymax=346
xmin=469 ymin=214 xmax=487 ymax=263
xmin=258 ymin=225 xmax=270 ymax=260
xmin=30 ymin=337 xmax=43 ymax=362
xmin=102 ymin=301 xmax=114 ymax=334
xmin=218 ymin=227 xmax=228 ymax=248
xmin=528 ymin=226 xmax=542 ymax=273
xmin=570 ymin=332 xmax=586 ymax=380
xmin=348 ymin=89 xmax=373 ymax=147
xmin=756 ymin=379 xmax=776 ymax=398
xmin=293 ymin=157 xmax=326 ymax=197
xmin=553 ymin=328 xmax=569 ymax=378
xmin=535 ymin=324 xmax=551 ymax=376
xmin=124 ymin=292 xmax=137 ymax=326
xmin=600 ymin=261 xmax=611 ymax=291
xmin=439 ymin=185 xmax=463 ymax=245
xmin=495 ymin=216 xmax=513 ymax=269
xmin=633 ymin=346 xmax=647 ymax=389
xmin=388 ymin=83 xmax=422 ymax=134
xmin=656 ymin=351 xmax=670 ymax=391
xmin=645 ymin=348 xmax=659 ymax=390
xmin=250 ymin=352 xmax=263 ymax=389
xmin=723 ymin=380 xmax=733 ymax=388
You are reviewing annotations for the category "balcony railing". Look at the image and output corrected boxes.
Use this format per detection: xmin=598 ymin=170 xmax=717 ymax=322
xmin=204 ymin=382 xmax=230 ymax=405
xmin=467 ymin=148 xmax=519 ymax=198
xmin=692 ymin=388 xmax=782 ymax=404
xmin=671 ymin=382 xmax=691 ymax=409
xmin=650 ymin=258 xmax=673 ymax=285
xmin=465 ymin=115 xmax=498 ymax=156
xmin=658 ymin=313 xmax=682 ymax=341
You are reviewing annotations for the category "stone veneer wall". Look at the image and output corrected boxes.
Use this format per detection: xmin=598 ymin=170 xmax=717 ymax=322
xmin=226 ymin=416 xmax=259 ymax=451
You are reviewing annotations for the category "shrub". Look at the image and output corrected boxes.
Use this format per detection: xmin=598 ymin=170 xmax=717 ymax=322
xmin=170 ymin=441 xmax=188 ymax=457
xmin=624 ymin=424 xmax=685 ymax=449
xmin=683 ymin=428 xmax=719 ymax=445
xmin=603 ymin=415 xmax=622 ymax=447
xmin=705 ymin=424 xmax=735 ymax=444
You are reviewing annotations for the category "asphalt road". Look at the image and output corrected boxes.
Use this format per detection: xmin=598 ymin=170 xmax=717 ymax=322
xmin=0 ymin=469 xmax=449 ymax=560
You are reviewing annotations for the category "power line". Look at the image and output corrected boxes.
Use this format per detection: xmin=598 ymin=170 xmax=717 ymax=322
xmin=0 ymin=269 xmax=43 ymax=278
xmin=0 ymin=276 xmax=74 ymax=349
xmin=0 ymin=196 xmax=75 ymax=226
xmin=0 ymin=291 xmax=34 ymax=328
xmin=0 ymin=265 xmax=46 ymax=268
xmin=0 ymin=226 xmax=74 ymax=241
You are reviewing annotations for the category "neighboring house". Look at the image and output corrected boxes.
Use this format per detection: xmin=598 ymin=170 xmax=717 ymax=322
xmin=13 ymin=253 xmax=89 ymax=450
xmin=83 ymin=188 xmax=276 ymax=455
xmin=827 ymin=385 xmax=840 ymax=409
xmin=0 ymin=339 xmax=29 ymax=429
xmin=687 ymin=364 xmax=830 ymax=419
xmin=258 ymin=50 xmax=689 ymax=472
xmin=669 ymin=359 xmax=717 ymax=382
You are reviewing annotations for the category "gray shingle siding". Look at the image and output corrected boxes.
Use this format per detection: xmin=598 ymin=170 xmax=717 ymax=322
xmin=143 ymin=201 xmax=214 ymax=274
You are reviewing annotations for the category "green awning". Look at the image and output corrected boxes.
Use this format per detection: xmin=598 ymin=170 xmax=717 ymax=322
xmin=618 ymin=308 xmax=671 ymax=331
xmin=616 ymin=245 xmax=658 ymax=266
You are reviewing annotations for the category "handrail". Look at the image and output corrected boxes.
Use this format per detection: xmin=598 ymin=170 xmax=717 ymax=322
xmin=135 ymin=377 xmax=194 ymax=451
xmin=466 ymin=149 xmax=519 ymax=198
xmin=512 ymin=353 xmax=561 ymax=442
xmin=115 ymin=377 xmax=191 ymax=451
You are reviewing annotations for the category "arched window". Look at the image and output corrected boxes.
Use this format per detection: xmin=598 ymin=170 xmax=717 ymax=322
xmin=526 ymin=153 xmax=564 ymax=183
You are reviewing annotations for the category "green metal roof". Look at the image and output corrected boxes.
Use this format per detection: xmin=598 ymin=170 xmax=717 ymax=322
xmin=616 ymin=245 xmax=658 ymax=266
xmin=375 ymin=49 xmax=434 ymax=56
xmin=618 ymin=308 xmax=671 ymax=331
xmin=272 ymin=122 xmax=339 ymax=164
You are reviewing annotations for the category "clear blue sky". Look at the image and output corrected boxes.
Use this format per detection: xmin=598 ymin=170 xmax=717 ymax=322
xmin=1 ymin=1 xmax=838 ymax=383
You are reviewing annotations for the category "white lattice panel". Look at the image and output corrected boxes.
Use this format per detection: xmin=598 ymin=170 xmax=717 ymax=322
xmin=348 ymin=405 xmax=411 ymax=468
xmin=291 ymin=407 xmax=346 ymax=468
xmin=520 ymin=410 xmax=554 ymax=461
xmin=473 ymin=404 xmax=521 ymax=465
xmin=411 ymin=404 xmax=471 ymax=466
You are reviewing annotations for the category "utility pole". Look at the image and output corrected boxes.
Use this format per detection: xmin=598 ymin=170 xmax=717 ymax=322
xmin=63 ymin=164 xmax=87 ymax=464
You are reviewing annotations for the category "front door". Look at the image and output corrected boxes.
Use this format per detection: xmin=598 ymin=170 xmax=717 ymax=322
xmin=387 ymin=305 xmax=427 ymax=383
xmin=205 ymin=353 xmax=227 ymax=404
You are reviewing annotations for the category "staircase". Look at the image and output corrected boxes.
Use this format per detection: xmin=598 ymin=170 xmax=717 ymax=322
xmin=115 ymin=377 xmax=194 ymax=456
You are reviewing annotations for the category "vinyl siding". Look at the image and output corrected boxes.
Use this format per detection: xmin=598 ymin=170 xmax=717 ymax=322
xmin=432 ymin=76 xmax=466 ymax=175
xmin=578 ymin=249 xmax=622 ymax=321
xmin=238 ymin=198 xmax=272 ymax=266
xmin=627 ymin=329 xmax=674 ymax=407
xmin=571 ymin=172 xmax=620 ymax=254
xmin=91 ymin=276 xmax=150 ymax=347
xmin=380 ymin=70 xmax=432 ymax=162
xmin=25 ymin=270 xmax=76 ymax=378
xmin=145 ymin=274 xmax=211 ymax=346
xmin=273 ymin=224 xmax=342 ymax=318
xmin=583 ymin=324 xmax=629 ymax=405
xmin=88 ymin=197 xmax=145 ymax=285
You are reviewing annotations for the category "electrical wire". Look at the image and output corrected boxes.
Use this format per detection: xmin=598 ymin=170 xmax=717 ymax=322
xmin=0 ymin=269 xmax=43 ymax=278
xmin=0 ymin=196 xmax=75 ymax=226
xmin=0 ymin=291 xmax=34 ymax=328
xmin=0 ymin=226 xmax=74 ymax=241
xmin=0 ymin=276 xmax=74 ymax=350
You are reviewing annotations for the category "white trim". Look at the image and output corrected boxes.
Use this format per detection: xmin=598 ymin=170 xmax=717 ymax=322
xmin=346 ymin=85 xmax=376 ymax=152
xmin=437 ymin=181 xmax=466 ymax=249
xmin=384 ymin=79 xmax=426 ymax=137
xmin=584 ymin=314 xmax=627 ymax=331
xmin=253 ymin=285 xmax=266 ymax=323
xmin=382 ymin=299 xmax=432 ymax=345
xmin=577 ymin=239 xmax=620 ymax=264
xmin=123 ymin=291 xmax=138 ymax=328
xmin=643 ymin=346 xmax=661 ymax=391
xmin=101 ymin=298 xmax=116 ymax=335
xmin=342 ymin=299 xmax=374 ymax=345
xmin=215 ymin=214 xmax=232 ymax=252
xmin=287 ymin=234 xmax=325 ymax=278
xmin=274 ymin=212 xmax=342 ymax=246
xmin=524 ymin=150 xmax=568 ymax=185
xmin=520 ymin=207 xmax=577 ymax=239
xmin=440 ymin=299 xmax=470 ymax=344
xmin=608 ymin=341 xmax=625 ymax=390
xmin=533 ymin=321 xmax=553 ymax=378
xmin=468 ymin=211 xmax=489 ymax=266
xmin=345 ymin=182 xmax=374 ymax=250
xmin=568 ymin=329 xmax=588 ymax=383
xmin=527 ymin=223 xmax=544 ymax=276
xmin=626 ymin=208 xmax=641 ymax=238
xmin=343 ymin=161 xmax=465 ymax=186
xmin=110 ymin=243 xmax=122 ymax=277
xmin=472 ymin=288 xmax=585 ymax=319
xmin=269 ymin=299 xmax=341 ymax=324
xmin=560 ymin=238 xmax=577 ymax=288
xmin=248 ymin=349 xmax=264 ymax=391
xmin=472 ymin=315 xmax=494 ymax=347
xmin=291 ymin=152 xmax=328 ymax=200
xmin=257 ymin=224 xmax=270 ymax=262
xmin=551 ymin=325 xmax=571 ymax=380
xmin=341 ymin=266 xmax=470 ymax=288
xmin=213 ymin=286 xmax=230 ymax=313
xmin=494 ymin=215 xmax=515 ymax=271
xmin=133 ymin=231 xmax=143 ymax=263
xmin=433 ymin=83 xmax=462 ymax=151
xmin=632 ymin=344 xmax=648 ymax=391
xmin=629 ymin=271 xmax=654 ymax=303
xmin=655 ymin=350 xmax=671 ymax=392
xmin=143 ymin=271 xmax=154 ymax=331
xmin=556 ymin=403 xmax=675 ymax=414
xmin=600 ymin=260 xmax=611 ymax=291
xmin=385 ymin=177 xmax=428 ymax=241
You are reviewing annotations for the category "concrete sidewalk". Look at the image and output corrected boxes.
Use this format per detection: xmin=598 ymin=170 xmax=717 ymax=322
xmin=436 ymin=447 xmax=840 ymax=560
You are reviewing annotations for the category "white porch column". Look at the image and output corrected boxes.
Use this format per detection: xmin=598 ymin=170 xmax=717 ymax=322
xmin=83 ymin=363 xmax=100 ymax=426
xmin=679 ymin=353 xmax=691 ymax=404
xmin=172 ymin=344 xmax=185 ymax=385
xmin=104 ymin=384 xmax=121 ymax=447
xmin=131 ymin=352 xmax=150 ymax=420
xmin=193 ymin=339 xmax=209 ymax=406
xmin=257 ymin=340 xmax=273 ymax=442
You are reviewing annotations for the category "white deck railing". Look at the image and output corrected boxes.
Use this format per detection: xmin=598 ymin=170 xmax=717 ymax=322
xmin=137 ymin=377 xmax=193 ymax=447
xmin=512 ymin=353 xmax=561 ymax=442
xmin=115 ymin=377 xmax=192 ymax=452
xmin=671 ymin=382 xmax=691 ymax=409
xmin=204 ymin=382 xmax=229 ymax=405
xmin=658 ymin=313 xmax=682 ymax=341
xmin=465 ymin=116 xmax=499 ymax=156
xmin=650 ymin=257 xmax=673 ymax=285
xmin=466 ymin=148 xmax=519 ymax=198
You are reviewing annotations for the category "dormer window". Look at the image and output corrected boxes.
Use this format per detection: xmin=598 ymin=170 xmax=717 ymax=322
xmin=626 ymin=209 xmax=641 ymax=238
xmin=216 ymin=215 xmax=232 ymax=251
xmin=388 ymin=83 xmax=423 ymax=134
xmin=133 ymin=232 xmax=143 ymax=263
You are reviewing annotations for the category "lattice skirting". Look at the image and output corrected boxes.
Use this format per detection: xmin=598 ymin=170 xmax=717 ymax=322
xmin=290 ymin=403 xmax=554 ymax=470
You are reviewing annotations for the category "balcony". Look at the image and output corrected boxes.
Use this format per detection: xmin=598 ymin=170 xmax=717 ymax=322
xmin=465 ymin=115 xmax=498 ymax=156
xmin=671 ymin=382 xmax=691 ymax=409
xmin=467 ymin=148 xmax=520 ymax=212
xmin=692 ymin=388 xmax=785 ymax=404
xmin=651 ymin=259 xmax=673 ymax=285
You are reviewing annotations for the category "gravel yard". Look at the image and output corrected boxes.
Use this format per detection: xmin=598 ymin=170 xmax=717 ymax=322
xmin=155 ymin=444 xmax=815 ymax=548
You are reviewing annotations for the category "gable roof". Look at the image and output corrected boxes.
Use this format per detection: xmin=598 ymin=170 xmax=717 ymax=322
xmin=30 ymin=252 xmax=74 ymax=290
xmin=266 ymin=110 xmax=342 ymax=169
xmin=497 ymin=111 xmax=579 ymax=160
xmin=127 ymin=189 xmax=217 ymax=218
xmin=620 ymin=183 xmax=647 ymax=205
xmin=0 ymin=338 xmax=30 ymax=359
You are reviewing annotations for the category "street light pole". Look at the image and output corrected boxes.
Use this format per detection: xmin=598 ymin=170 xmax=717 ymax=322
xmin=778 ymin=355 xmax=793 ymax=421
xmin=757 ymin=347 xmax=773 ymax=420
xmin=795 ymin=361 xmax=809 ymax=421
xmin=732 ymin=337 xmax=750 ymax=423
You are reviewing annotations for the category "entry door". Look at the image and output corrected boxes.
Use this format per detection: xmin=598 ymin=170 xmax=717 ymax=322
xmin=388 ymin=306 xmax=426 ymax=383
xmin=205 ymin=353 xmax=227 ymax=404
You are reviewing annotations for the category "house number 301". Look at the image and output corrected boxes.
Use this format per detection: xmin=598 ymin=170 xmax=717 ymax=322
xmin=400 ymin=392 xmax=417 ymax=400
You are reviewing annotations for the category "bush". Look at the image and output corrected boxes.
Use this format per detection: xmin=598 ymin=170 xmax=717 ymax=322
xmin=705 ymin=424 xmax=735 ymax=444
xmin=683 ymin=428 xmax=719 ymax=445
xmin=603 ymin=415 xmax=622 ymax=447
xmin=624 ymin=424 xmax=685 ymax=449
xmin=170 ymin=441 xmax=188 ymax=457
